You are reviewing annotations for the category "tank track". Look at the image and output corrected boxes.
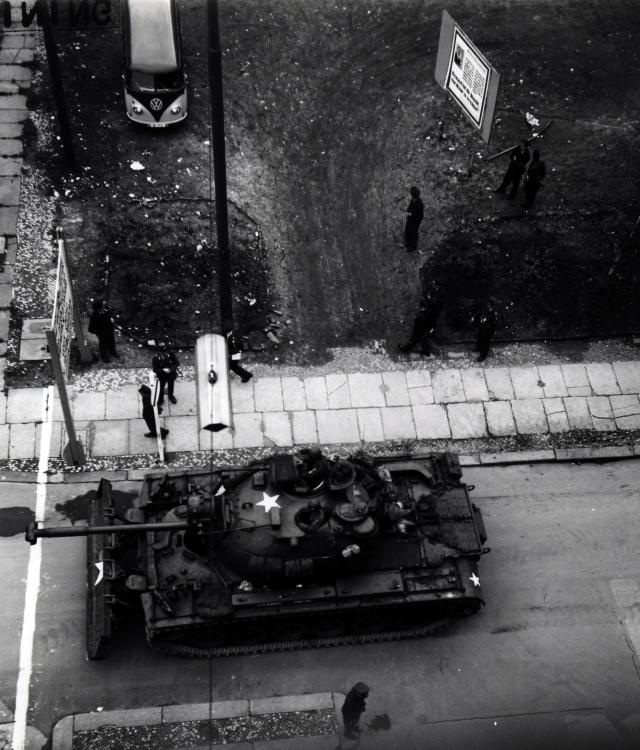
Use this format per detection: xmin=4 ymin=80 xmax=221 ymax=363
xmin=147 ymin=600 xmax=479 ymax=658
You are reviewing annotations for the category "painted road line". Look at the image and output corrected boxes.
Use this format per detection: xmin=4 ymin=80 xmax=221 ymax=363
xmin=610 ymin=578 xmax=640 ymax=669
xmin=12 ymin=386 xmax=54 ymax=750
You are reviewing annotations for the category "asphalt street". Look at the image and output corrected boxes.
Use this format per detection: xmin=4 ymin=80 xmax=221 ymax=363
xmin=2 ymin=459 xmax=639 ymax=749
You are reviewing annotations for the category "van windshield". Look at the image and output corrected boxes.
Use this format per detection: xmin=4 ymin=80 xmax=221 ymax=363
xmin=131 ymin=70 xmax=183 ymax=92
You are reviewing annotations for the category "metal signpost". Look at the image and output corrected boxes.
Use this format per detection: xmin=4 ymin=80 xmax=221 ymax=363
xmin=46 ymin=227 xmax=85 ymax=466
xmin=434 ymin=10 xmax=500 ymax=145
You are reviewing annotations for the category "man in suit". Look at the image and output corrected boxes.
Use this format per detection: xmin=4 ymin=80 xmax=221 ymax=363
xmin=495 ymin=139 xmax=530 ymax=199
xmin=151 ymin=347 xmax=179 ymax=406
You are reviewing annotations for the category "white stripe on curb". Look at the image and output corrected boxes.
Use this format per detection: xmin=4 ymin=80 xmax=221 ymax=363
xmin=12 ymin=386 xmax=54 ymax=750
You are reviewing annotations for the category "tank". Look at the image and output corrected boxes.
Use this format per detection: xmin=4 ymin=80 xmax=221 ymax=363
xmin=26 ymin=449 xmax=489 ymax=659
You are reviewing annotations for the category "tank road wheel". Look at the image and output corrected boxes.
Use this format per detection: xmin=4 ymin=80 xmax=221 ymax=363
xmin=352 ymin=614 xmax=386 ymax=635
xmin=310 ymin=617 xmax=347 ymax=639
xmin=232 ymin=623 xmax=268 ymax=645
xmin=271 ymin=620 xmax=308 ymax=642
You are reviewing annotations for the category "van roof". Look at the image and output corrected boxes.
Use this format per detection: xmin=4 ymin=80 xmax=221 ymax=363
xmin=127 ymin=0 xmax=179 ymax=73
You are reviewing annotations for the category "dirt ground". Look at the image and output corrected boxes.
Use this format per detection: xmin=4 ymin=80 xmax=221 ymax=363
xmin=17 ymin=0 xmax=640 ymax=370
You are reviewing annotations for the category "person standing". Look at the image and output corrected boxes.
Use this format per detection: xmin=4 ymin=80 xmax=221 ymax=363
xmin=88 ymin=299 xmax=119 ymax=363
xmin=473 ymin=298 xmax=500 ymax=362
xmin=138 ymin=385 xmax=169 ymax=439
xmin=495 ymin=139 xmax=530 ymax=199
xmin=404 ymin=186 xmax=424 ymax=251
xmin=222 ymin=319 xmax=253 ymax=383
xmin=523 ymin=149 xmax=546 ymax=208
xmin=342 ymin=682 xmax=370 ymax=740
xmin=151 ymin=347 xmax=179 ymax=406
xmin=398 ymin=295 xmax=443 ymax=357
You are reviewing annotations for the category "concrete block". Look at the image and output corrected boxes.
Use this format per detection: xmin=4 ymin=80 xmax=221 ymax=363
xmin=563 ymin=397 xmax=593 ymax=430
xmin=406 ymin=369 xmax=434 ymax=405
xmin=510 ymin=399 xmax=548 ymax=434
xmin=412 ymin=404 xmax=451 ymax=439
xmin=163 ymin=416 xmax=199 ymax=451
xmin=0 ymin=112 xmax=28 ymax=126
xmin=7 ymin=387 xmax=45 ymax=423
xmin=612 ymin=361 xmax=640 ymax=394
xmin=431 ymin=369 xmax=465 ymax=403
xmin=555 ymin=446 xmax=634 ymax=461
xmin=282 ymin=376 xmax=307 ymax=411
xmin=586 ymin=363 xmax=621 ymax=395
xmin=90 ymin=419 xmax=129 ymax=457
xmin=484 ymin=367 xmax=515 ymax=400
xmin=254 ymin=735 xmax=339 ymax=750
xmin=0 ymin=94 xmax=26 ymax=110
xmin=105 ymin=385 xmax=141 ymax=420
xmin=0 ymin=49 xmax=34 ymax=64
xmin=9 ymin=422 xmax=35 ymax=458
xmin=356 ymin=408 xmax=384 ymax=442
xmin=458 ymin=454 xmax=481 ymax=466
xmin=262 ymin=411 xmax=293 ymax=447
xmin=587 ymin=396 xmax=616 ymax=431
xmin=447 ymin=402 xmax=487 ymax=438
xmin=510 ymin=367 xmax=544 ymax=399
xmin=316 ymin=409 xmax=359 ymax=444
xmin=381 ymin=371 xmax=410 ymax=406
xmin=74 ymin=707 xmax=162 ymax=730
xmin=380 ymin=406 xmax=416 ymax=440
xmin=51 ymin=715 xmax=74 ymax=750
xmin=347 ymin=372 xmax=385 ymax=407
xmin=232 ymin=413 xmax=263 ymax=448
xmin=0 ymin=423 xmax=9 ymax=459
xmin=162 ymin=700 xmax=249 ymax=722
xmin=0 ymin=139 xmax=22 ymax=157
xmin=460 ymin=368 xmax=489 ymax=402
xmin=0 ymin=176 xmax=20 ymax=205
xmin=561 ymin=364 xmax=592 ymax=396
xmin=0 ymin=392 xmax=6 ymax=424
xmin=250 ymin=693 xmax=334 ymax=714
xmin=0 ymin=81 xmax=20 ymax=94
xmin=199 ymin=426 xmax=234 ymax=451
xmin=254 ymin=377 xmax=284 ymax=412
xmin=480 ymin=450 xmax=556 ymax=464
xmin=538 ymin=364 xmax=568 ymax=398
xmin=72 ymin=391 xmax=106 ymax=421
xmin=484 ymin=401 xmax=516 ymax=436
xmin=291 ymin=411 xmax=318 ymax=445
xmin=326 ymin=372 xmax=351 ymax=408
xmin=230 ymin=378 xmax=255 ymax=413
xmin=304 ymin=376 xmax=329 ymax=409
xmin=166 ymin=379 xmax=197 ymax=416
xmin=0 ymin=64 xmax=33 ymax=82
xmin=609 ymin=395 xmax=640 ymax=430
xmin=543 ymin=398 xmax=570 ymax=433
xmin=0 ymin=122 xmax=23 ymax=138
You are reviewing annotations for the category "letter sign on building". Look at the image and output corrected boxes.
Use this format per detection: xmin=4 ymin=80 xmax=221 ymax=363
xmin=434 ymin=10 xmax=500 ymax=143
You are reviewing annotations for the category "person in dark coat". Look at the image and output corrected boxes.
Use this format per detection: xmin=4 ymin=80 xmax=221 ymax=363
xmin=300 ymin=446 xmax=331 ymax=492
xmin=473 ymin=298 xmax=500 ymax=362
xmin=495 ymin=140 xmax=530 ymax=199
xmin=138 ymin=385 xmax=169 ymax=439
xmin=523 ymin=149 xmax=546 ymax=208
xmin=398 ymin=295 xmax=443 ymax=356
xmin=222 ymin=319 xmax=253 ymax=383
xmin=151 ymin=348 xmax=179 ymax=406
xmin=342 ymin=682 xmax=369 ymax=739
xmin=88 ymin=299 xmax=119 ymax=363
xmin=404 ymin=186 xmax=424 ymax=251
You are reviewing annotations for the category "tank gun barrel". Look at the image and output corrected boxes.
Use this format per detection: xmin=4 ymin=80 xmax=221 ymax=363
xmin=25 ymin=520 xmax=191 ymax=545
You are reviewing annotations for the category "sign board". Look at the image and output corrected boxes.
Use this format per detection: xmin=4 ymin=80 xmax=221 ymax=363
xmin=434 ymin=10 xmax=500 ymax=143
xmin=51 ymin=233 xmax=75 ymax=375
xmin=1 ymin=0 xmax=117 ymax=29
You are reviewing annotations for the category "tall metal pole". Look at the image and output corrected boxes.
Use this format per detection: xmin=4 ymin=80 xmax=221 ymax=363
xmin=208 ymin=0 xmax=233 ymax=327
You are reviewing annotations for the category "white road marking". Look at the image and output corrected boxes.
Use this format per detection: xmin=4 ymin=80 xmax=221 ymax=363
xmin=610 ymin=578 xmax=640 ymax=663
xmin=12 ymin=386 xmax=54 ymax=750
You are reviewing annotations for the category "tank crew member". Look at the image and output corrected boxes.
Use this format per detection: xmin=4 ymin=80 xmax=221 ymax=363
xmin=495 ymin=139 xmax=530 ymax=199
xmin=398 ymin=294 xmax=443 ymax=357
xmin=138 ymin=385 xmax=169 ymax=439
xmin=152 ymin=347 xmax=179 ymax=406
xmin=342 ymin=682 xmax=370 ymax=740
xmin=222 ymin=318 xmax=253 ymax=383
xmin=300 ymin=446 xmax=331 ymax=492
xmin=523 ymin=149 xmax=546 ymax=208
xmin=404 ymin=186 xmax=424 ymax=251
xmin=88 ymin=299 xmax=119 ymax=363
xmin=472 ymin=298 xmax=500 ymax=362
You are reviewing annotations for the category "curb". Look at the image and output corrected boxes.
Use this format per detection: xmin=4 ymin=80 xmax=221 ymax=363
xmin=51 ymin=694 xmax=343 ymax=750
xmin=460 ymin=444 xmax=640 ymax=466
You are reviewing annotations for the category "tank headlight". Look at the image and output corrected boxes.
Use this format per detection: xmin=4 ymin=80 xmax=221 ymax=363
xmin=171 ymin=105 xmax=181 ymax=114
xmin=132 ymin=104 xmax=143 ymax=114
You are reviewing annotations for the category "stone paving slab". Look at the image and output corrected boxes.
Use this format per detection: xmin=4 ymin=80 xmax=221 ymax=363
xmin=609 ymin=395 xmax=640 ymax=430
xmin=0 ymin=139 xmax=22 ymax=156
xmin=380 ymin=405 xmax=416 ymax=440
xmin=0 ymin=64 xmax=33 ymax=81
xmin=538 ymin=364 xmax=568 ymax=398
xmin=254 ymin=377 xmax=284 ymax=412
xmin=381 ymin=370 xmax=410 ymax=406
xmin=0 ymin=93 xmax=26 ymax=109
xmin=586 ymin=363 xmax=621 ymax=395
xmin=0 ymin=155 xmax=22 ymax=174
xmin=447 ymin=402 xmax=487 ymax=438
xmin=90 ymin=419 xmax=129 ymax=457
xmin=510 ymin=367 xmax=544 ymax=399
xmin=105 ymin=384 xmax=141 ymax=420
xmin=613 ymin=361 xmax=640 ymax=394
xmin=304 ymin=376 xmax=329 ymax=409
xmin=9 ymin=421 xmax=35 ymax=458
xmin=484 ymin=401 xmax=516 ymax=436
xmin=167 ymin=379 xmax=198 ymax=416
xmin=484 ymin=367 xmax=515 ymax=400
xmin=0 ymin=34 xmax=37 ymax=49
xmin=356 ymin=407 xmax=384 ymax=442
xmin=0 ymin=49 xmax=34 ymax=63
xmin=431 ymin=369 xmax=465 ymax=403
xmin=262 ymin=411 xmax=293 ymax=446
xmin=281 ymin=376 xmax=307 ymax=411
xmin=347 ymin=372 xmax=385 ymax=407
xmin=232 ymin=413 xmax=263 ymax=448
xmin=412 ymin=404 xmax=451 ymax=439
xmin=231 ymin=379 xmax=255 ymax=413
xmin=461 ymin=368 xmax=489 ymax=402
xmin=0 ymin=175 xmax=20 ymax=204
xmin=291 ymin=410 xmax=318 ymax=444
xmin=561 ymin=364 xmax=592 ymax=396
xmin=199 ymin=425 xmax=233 ymax=452
xmin=73 ymin=390 xmax=106 ymax=421
xmin=587 ymin=396 xmax=616 ymax=431
xmin=316 ymin=408 xmax=359 ymax=444
xmin=511 ymin=399 xmax=548 ymax=434
xmin=7 ymin=387 xmax=43 ymax=423
xmin=405 ymin=369 xmax=433 ymax=405
xmin=326 ymin=372 xmax=351 ymax=408
xmin=543 ymin=398 xmax=570 ymax=433
xmin=164 ymin=416 xmax=199 ymax=451
xmin=564 ymin=396 xmax=593 ymax=430
xmin=0 ymin=121 xmax=23 ymax=138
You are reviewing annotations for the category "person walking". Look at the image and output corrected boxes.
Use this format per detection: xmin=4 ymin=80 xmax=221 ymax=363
xmin=138 ymin=385 xmax=169 ymax=439
xmin=473 ymin=298 xmax=500 ymax=362
xmin=222 ymin=319 xmax=253 ymax=383
xmin=342 ymin=682 xmax=369 ymax=740
xmin=398 ymin=295 xmax=443 ymax=357
xmin=88 ymin=299 xmax=119 ymax=363
xmin=404 ymin=186 xmax=424 ymax=251
xmin=495 ymin=139 xmax=530 ymax=199
xmin=523 ymin=149 xmax=546 ymax=208
xmin=151 ymin=347 xmax=180 ymax=406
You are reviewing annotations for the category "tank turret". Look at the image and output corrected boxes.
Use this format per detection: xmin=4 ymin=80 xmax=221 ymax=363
xmin=27 ymin=449 xmax=489 ymax=658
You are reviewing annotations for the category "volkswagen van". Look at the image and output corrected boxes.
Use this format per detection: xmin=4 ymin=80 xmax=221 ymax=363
xmin=122 ymin=0 xmax=187 ymax=127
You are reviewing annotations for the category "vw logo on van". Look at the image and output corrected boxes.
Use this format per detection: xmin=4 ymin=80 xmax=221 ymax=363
xmin=149 ymin=98 xmax=163 ymax=112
